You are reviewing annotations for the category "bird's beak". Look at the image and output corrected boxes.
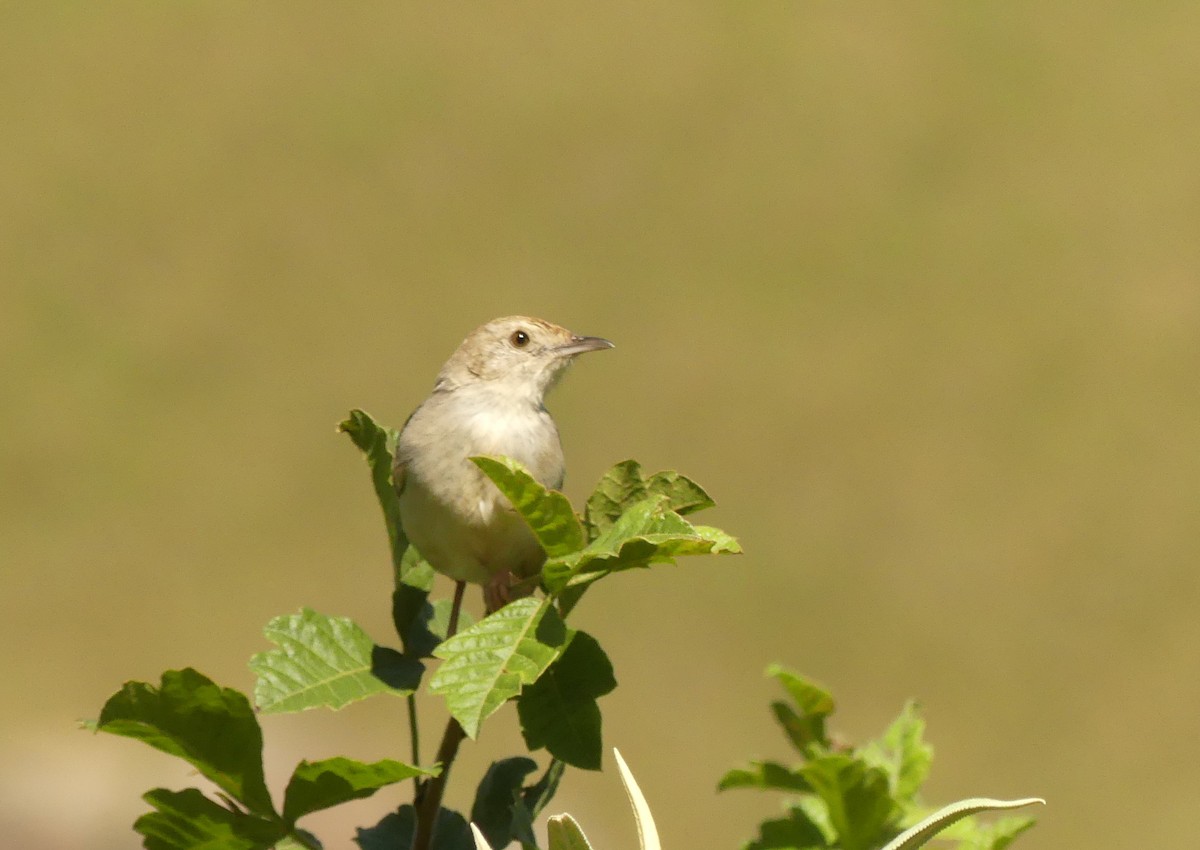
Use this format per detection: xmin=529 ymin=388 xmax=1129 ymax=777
xmin=556 ymin=335 xmax=615 ymax=357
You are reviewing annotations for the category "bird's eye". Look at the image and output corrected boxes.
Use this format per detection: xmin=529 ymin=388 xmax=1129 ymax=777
xmin=510 ymin=330 xmax=530 ymax=348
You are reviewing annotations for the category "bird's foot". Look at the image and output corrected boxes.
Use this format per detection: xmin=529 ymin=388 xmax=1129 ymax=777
xmin=484 ymin=571 xmax=515 ymax=614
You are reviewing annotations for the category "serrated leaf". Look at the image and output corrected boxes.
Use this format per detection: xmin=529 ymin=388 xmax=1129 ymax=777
xmin=545 ymin=496 xmax=737 ymax=595
xmin=355 ymin=806 xmax=474 ymax=850
xmin=864 ymin=701 xmax=936 ymax=806
xmin=250 ymin=608 xmax=422 ymax=714
xmin=470 ymin=757 xmax=538 ymax=850
xmin=766 ymin=665 xmax=834 ymax=751
xmin=880 ymin=798 xmax=1044 ymax=850
xmin=547 ymin=814 xmax=594 ymax=850
xmin=134 ymin=788 xmax=285 ymax=850
xmin=338 ymin=409 xmax=407 ymax=577
xmin=96 ymin=669 xmax=274 ymax=816
xmin=471 ymin=455 xmax=585 ymax=557
xmin=717 ymin=760 xmax=811 ymax=793
xmin=518 ymin=632 xmax=615 ymax=770
xmin=282 ymin=757 xmax=436 ymax=825
xmin=799 ymin=755 xmax=897 ymax=850
xmin=584 ymin=460 xmax=715 ymax=538
xmin=430 ymin=598 xmax=571 ymax=738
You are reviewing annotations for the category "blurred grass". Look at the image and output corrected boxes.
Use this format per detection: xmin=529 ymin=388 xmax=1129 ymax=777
xmin=2 ymin=4 xmax=1199 ymax=848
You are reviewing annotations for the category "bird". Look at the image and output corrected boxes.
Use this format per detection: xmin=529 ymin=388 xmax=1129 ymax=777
xmin=393 ymin=316 xmax=613 ymax=616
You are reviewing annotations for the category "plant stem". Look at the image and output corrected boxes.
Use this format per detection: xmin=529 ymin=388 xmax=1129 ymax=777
xmin=407 ymin=692 xmax=421 ymax=794
xmin=412 ymin=579 xmax=468 ymax=850
xmin=413 ymin=716 xmax=467 ymax=850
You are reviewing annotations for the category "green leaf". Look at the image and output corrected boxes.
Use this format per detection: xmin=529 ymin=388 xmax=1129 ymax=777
xmin=338 ymin=409 xmax=407 ymax=578
xmin=471 ymin=455 xmax=585 ymax=557
xmin=743 ymin=804 xmax=828 ymax=850
xmin=717 ymin=760 xmax=811 ymax=793
xmin=766 ymin=665 xmax=834 ymax=752
xmin=879 ymin=798 xmax=1044 ymax=850
xmin=430 ymin=598 xmax=571 ymax=738
xmin=547 ymin=814 xmax=594 ymax=850
xmin=96 ymin=669 xmax=275 ymax=816
xmin=250 ymin=608 xmax=422 ymax=714
xmin=134 ymin=788 xmax=285 ymax=850
xmin=544 ymin=496 xmax=739 ymax=595
xmin=584 ymin=460 xmax=715 ymax=539
xmin=400 ymin=594 xmax=476 ymax=659
xmin=355 ymin=806 xmax=475 ymax=850
xmin=282 ymin=757 xmax=436 ymax=825
xmin=517 ymin=632 xmax=616 ymax=770
xmin=522 ymin=758 xmax=566 ymax=819
xmin=882 ymin=702 xmax=933 ymax=804
xmin=470 ymin=757 xmax=538 ymax=850
xmin=799 ymin=755 xmax=897 ymax=850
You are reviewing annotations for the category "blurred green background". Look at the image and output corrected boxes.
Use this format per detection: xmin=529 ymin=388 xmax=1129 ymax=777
xmin=3 ymin=4 xmax=1198 ymax=848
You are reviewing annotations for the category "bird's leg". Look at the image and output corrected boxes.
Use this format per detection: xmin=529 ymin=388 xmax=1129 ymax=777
xmin=447 ymin=580 xmax=465 ymax=638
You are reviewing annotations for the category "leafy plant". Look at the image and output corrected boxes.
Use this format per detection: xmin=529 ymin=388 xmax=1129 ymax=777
xmin=720 ymin=666 xmax=1044 ymax=850
xmin=88 ymin=408 xmax=1041 ymax=850
xmin=89 ymin=409 xmax=739 ymax=849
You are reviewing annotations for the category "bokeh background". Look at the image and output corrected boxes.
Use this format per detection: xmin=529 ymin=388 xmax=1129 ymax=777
xmin=3 ymin=4 xmax=1198 ymax=848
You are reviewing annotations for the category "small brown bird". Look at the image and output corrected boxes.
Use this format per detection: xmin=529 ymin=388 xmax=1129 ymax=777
xmin=393 ymin=316 xmax=613 ymax=613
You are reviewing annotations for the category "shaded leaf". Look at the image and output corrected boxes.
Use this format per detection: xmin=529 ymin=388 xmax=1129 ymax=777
xmin=584 ymin=460 xmax=715 ymax=538
xmin=133 ymin=788 xmax=284 ymax=850
xmin=430 ymin=598 xmax=571 ymax=738
xmin=338 ymin=409 xmax=406 ymax=577
xmin=282 ymin=756 xmax=436 ymax=825
xmin=250 ymin=608 xmax=421 ymax=714
xmin=470 ymin=757 xmax=538 ymax=850
xmin=800 ymin=755 xmax=897 ymax=850
xmin=522 ymin=758 xmax=566 ymax=820
xmin=97 ymin=669 xmax=274 ymax=816
xmin=743 ymin=804 xmax=828 ymax=850
xmin=767 ymin=665 xmax=834 ymax=752
xmin=517 ymin=632 xmax=615 ymax=770
xmin=471 ymin=456 xmax=585 ymax=557
xmin=401 ymin=594 xmax=476 ymax=659
xmin=391 ymin=550 xmax=437 ymax=650
xmin=355 ymin=806 xmax=474 ymax=850
xmin=547 ymin=814 xmax=594 ymax=850
xmin=717 ymin=760 xmax=811 ymax=794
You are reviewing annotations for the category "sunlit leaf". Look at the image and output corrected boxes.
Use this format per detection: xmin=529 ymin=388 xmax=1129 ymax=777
xmin=430 ymin=598 xmax=571 ymax=738
xmin=547 ymin=814 xmax=594 ymax=850
xmin=250 ymin=608 xmax=421 ymax=713
xmin=471 ymin=455 xmax=585 ymax=557
xmin=800 ymin=755 xmax=897 ymax=850
xmin=584 ymin=460 xmax=715 ymax=538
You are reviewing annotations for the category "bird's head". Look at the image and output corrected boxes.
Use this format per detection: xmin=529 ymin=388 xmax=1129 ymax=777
xmin=436 ymin=315 xmax=614 ymax=403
